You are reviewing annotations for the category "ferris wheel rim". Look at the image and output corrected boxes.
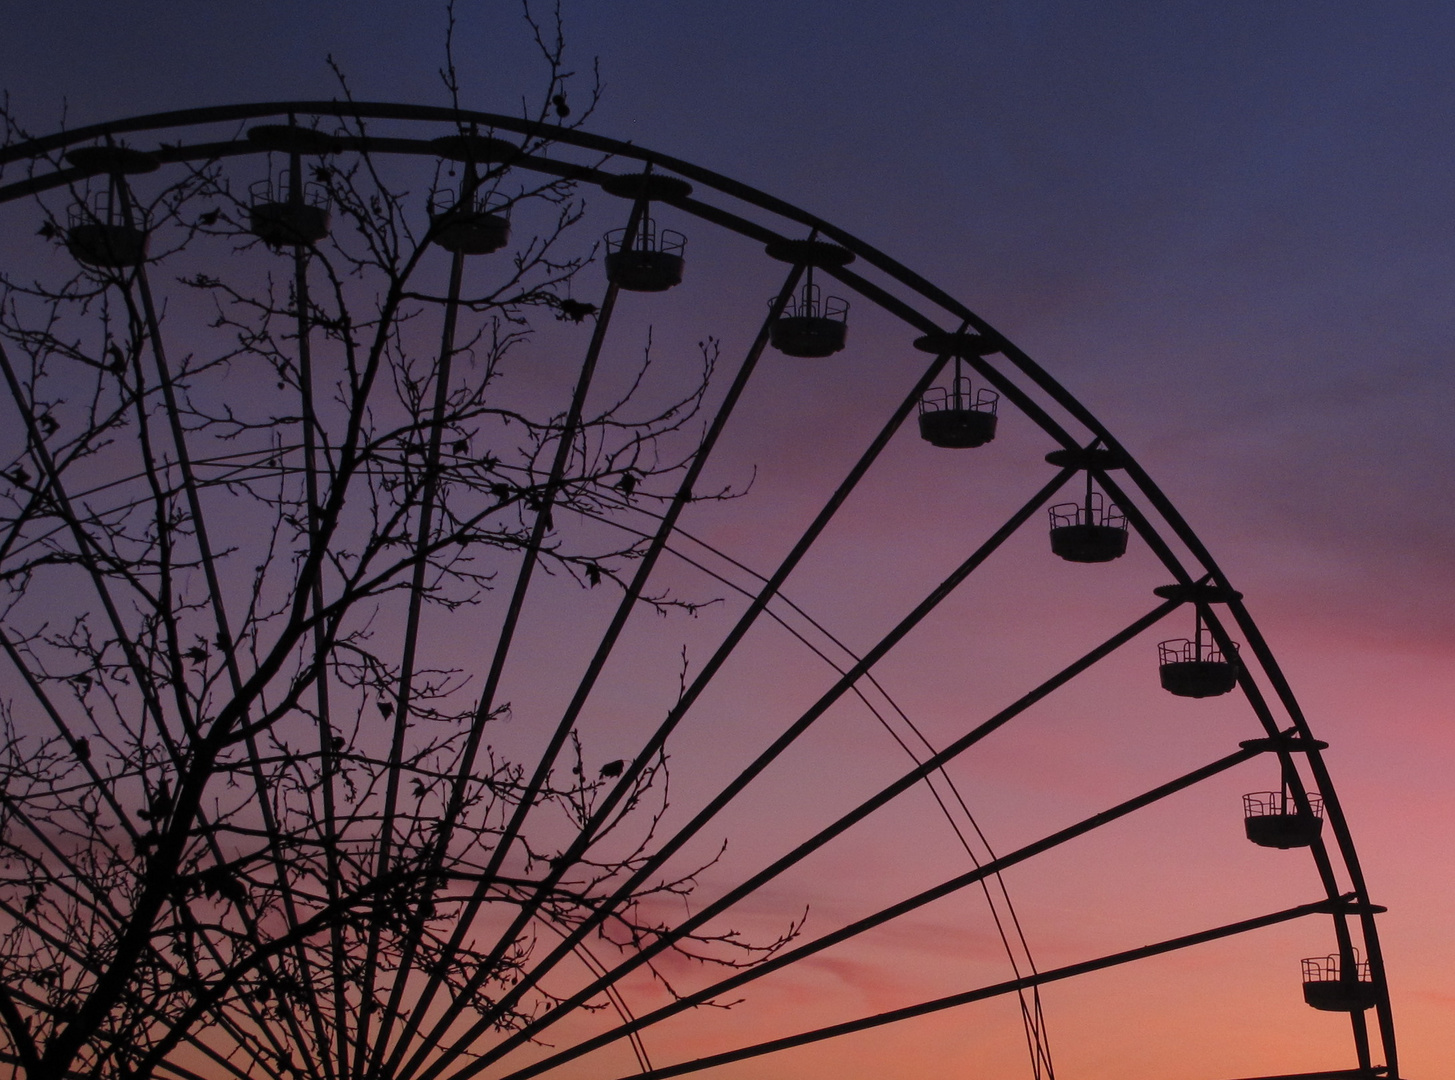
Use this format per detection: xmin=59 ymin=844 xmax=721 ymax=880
xmin=0 ymin=101 xmax=1396 ymax=1080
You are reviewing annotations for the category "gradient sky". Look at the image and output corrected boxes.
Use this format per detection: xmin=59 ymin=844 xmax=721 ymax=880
xmin=2 ymin=3 xmax=1451 ymax=1078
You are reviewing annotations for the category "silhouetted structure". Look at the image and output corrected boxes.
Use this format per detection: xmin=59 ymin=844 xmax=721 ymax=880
xmin=1159 ymin=617 xmax=1239 ymax=697
xmin=770 ymin=277 xmax=849 ymax=357
xmin=249 ymin=172 xmax=332 ymax=245
xmin=0 ymin=77 xmax=1395 ymax=1080
xmin=1245 ymin=787 xmax=1325 ymax=849
xmin=1303 ymin=952 xmax=1379 ymax=1012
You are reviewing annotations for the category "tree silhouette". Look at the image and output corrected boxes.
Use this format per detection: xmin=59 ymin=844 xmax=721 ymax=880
xmin=0 ymin=15 xmax=791 ymax=1080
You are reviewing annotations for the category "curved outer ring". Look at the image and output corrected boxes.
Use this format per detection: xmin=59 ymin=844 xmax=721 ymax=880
xmin=0 ymin=100 xmax=1396 ymax=1076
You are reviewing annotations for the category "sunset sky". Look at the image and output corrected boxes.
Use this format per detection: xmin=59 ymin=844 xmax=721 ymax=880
xmin=2 ymin=3 xmax=1451 ymax=1079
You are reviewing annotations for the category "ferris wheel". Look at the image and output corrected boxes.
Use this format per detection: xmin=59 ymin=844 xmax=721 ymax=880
xmin=0 ymin=102 xmax=1396 ymax=1080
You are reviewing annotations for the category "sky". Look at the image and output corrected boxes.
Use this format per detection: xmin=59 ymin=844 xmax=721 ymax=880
xmin=1 ymin=3 xmax=1451 ymax=1080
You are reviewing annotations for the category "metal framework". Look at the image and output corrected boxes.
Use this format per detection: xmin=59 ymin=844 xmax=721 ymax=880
xmin=0 ymin=102 xmax=1396 ymax=1080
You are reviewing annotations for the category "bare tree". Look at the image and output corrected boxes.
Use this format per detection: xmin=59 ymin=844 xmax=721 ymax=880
xmin=0 ymin=13 xmax=789 ymax=1080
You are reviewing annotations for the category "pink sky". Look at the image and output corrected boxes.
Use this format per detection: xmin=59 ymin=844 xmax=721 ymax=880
xmin=1 ymin=4 xmax=1450 ymax=1079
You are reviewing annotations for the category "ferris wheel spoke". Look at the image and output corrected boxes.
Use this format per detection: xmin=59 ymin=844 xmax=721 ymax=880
xmin=355 ymin=227 xmax=472 ymax=1076
xmin=562 ymin=502 xmax=1056 ymax=1071
xmin=387 ymin=253 xmax=808 ymax=1079
xmin=359 ymin=275 xmax=473 ymax=1065
xmin=477 ymin=742 xmax=1264 ymax=1080
xmin=123 ymin=196 xmax=245 ymax=706
xmin=122 ymin=237 xmax=337 ymax=1080
xmin=376 ymin=194 xmax=652 ymax=1074
xmin=421 ymin=466 xmax=1109 ymax=1080
xmin=402 ymin=338 xmax=978 ymax=1080
xmin=286 ymin=190 xmax=355 ymax=1076
xmin=461 ymin=252 xmax=809 ymax=922
xmin=243 ymin=136 xmax=357 ymax=1080
xmin=583 ymin=896 xmax=1365 ymax=1080
xmin=1221 ymin=1071 xmax=1390 ymax=1080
